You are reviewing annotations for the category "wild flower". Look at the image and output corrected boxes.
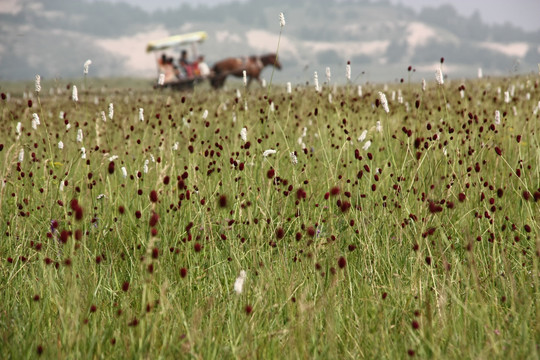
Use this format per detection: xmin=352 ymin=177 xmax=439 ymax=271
xmin=234 ymin=270 xmax=247 ymax=294
xmin=504 ymin=91 xmax=510 ymax=104
xmin=80 ymin=147 xmax=86 ymax=159
xmin=263 ymin=149 xmax=277 ymax=157
xmin=236 ymin=89 xmax=241 ymax=98
xmin=478 ymin=67 xmax=483 ymax=78
xmin=279 ymin=12 xmax=286 ymax=27
xmin=158 ymin=73 xmax=165 ymax=86
xmin=376 ymin=121 xmax=382 ymax=133
xmin=346 ymin=62 xmax=351 ymax=81
xmin=240 ymin=127 xmax=247 ymax=142
xmin=108 ymin=103 xmax=114 ymax=120
xmin=83 ymin=59 xmax=92 ymax=75
xmin=358 ymin=85 xmax=362 ymax=97
xmin=143 ymin=159 xmax=149 ymax=173
xmin=77 ymin=129 xmax=83 ymax=143
xmin=378 ymin=91 xmax=389 ymax=113
xmin=286 ymin=82 xmax=292 ymax=94
xmin=58 ymin=141 xmax=64 ymax=150
xmin=172 ymin=142 xmax=179 ymax=151
xmin=358 ymin=129 xmax=367 ymax=142
xmin=121 ymin=166 xmax=127 ymax=178
xmin=16 ymin=122 xmax=22 ymax=136
xmin=435 ymin=68 xmax=444 ymax=85
xmin=290 ymin=151 xmax=297 ymax=165
xmin=362 ymin=140 xmax=372 ymax=151
xmin=314 ymin=71 xmax=320 ymax=92
xmin=96 ymin=194 xmax=106 ymax=200
xmin=326 ymin=67 xmax=331 ymax=83
xmin=101 ymin=111 xmax=106 ymax=122
xmin=32 ymin=113 xmax=40 ymax=129
xmin=422 ymin=79 xmax=426 ymax=92
xmin=242 ymin=71 xmax=247 ymax=87
xmin=202 ymin=109 xmax=208 ymax=119
xmin=494 ymin=110 xmax=501 ymax=125
xmin=109 ymin=155 xmax=118 ymax=161
xmin=35 ymin=75 xmax=41 ymax=93
xmin=72 ymin=85 xmax=78 ymax=102
xmin=139 ymin=108 xmax=144 ymax=122
xmin=18 ymin=148 xmax=24 ymax=162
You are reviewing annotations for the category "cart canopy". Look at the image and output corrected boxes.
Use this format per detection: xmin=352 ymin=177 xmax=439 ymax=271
xmin=146 ymin=31 xmax=208 ymax=53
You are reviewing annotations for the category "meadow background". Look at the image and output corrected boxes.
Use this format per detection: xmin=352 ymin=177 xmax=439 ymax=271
xmin=0 ymin=64 xmax=539 ymax=359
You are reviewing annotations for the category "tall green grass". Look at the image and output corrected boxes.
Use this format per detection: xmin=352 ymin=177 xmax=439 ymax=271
xmin=0 ymin=73 xmax=539 ymax=359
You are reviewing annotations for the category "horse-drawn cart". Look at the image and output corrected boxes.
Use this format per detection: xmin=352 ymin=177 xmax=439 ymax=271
xmin=146 ymin=31 xmax=211 ymax=90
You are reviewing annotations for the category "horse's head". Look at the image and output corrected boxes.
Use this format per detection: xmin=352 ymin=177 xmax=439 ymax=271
xmin=263 ymin=53 xmax=282 ymax=70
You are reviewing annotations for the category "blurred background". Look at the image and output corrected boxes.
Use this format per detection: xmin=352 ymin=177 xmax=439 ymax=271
xmin=1 ymin=0 xmax=539 ymax=84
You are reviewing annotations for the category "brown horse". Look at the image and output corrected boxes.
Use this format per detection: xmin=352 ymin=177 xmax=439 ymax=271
xmin=210 ymin=53 xmax=282 ymax=89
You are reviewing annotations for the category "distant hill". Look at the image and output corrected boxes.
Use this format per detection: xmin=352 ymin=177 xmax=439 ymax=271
xmin=1 ymin=0 xmax=539 ymax=83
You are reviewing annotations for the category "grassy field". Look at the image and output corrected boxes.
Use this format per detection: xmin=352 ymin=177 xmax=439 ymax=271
xmin=0 ymin=69 xmax=539 ymax=359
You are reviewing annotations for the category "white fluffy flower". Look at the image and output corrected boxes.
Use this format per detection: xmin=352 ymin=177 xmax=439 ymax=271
xmin=504 ymin=91 xmax=510 ymax=104
xmin=494 ymin=110 xmax=501 ymax=125
xmin=58 ymin=141 xmax=64 ymax=150
xmin=158 ymin=73 xmax=165 ymax=86
xmin=263 ymin=149 xmax=276 ymax=157
xmin=240 ymin=127 xmax=247 ymax=142
xmin=234 ymin=270 xmax=247 ymax=294
xmin=139 ymin=108 xmax=144 ymax=122
xmin=362 ymin=140 xmax=371 ymax=151
xmin=422 ymin=79 xmax=426 ymax=92
xmin=376 ymin=121 xmax=382 ymax=133
xmin=32 ymin=113 xmax=40 ymax=129
xmin=314 ymin=71 xmax=320 ymax=92
xmin=72 ymin=85 xmax=78 ymax=102
xmin=18 ymin=148 xmax=24 ymax=162
xmin=16 ymin=122 xmax=22 ymax=135
xmin=279 ymin=12 xmax=286 ymax=27
xmin=378 ymin=91 xmax=389 ymax=113
xmin=358 ymin=129 xmax=367 ymax=142
xmin=101 ymin=111 xmax=106 ymax=122
xmin=435 ymin=67 xmax=444 ymax=85
xmin=357 ymin=85 xmax=363 ymax=97
xmin=108 ymin=103 xmax=114 ymax=120
xmin=286 ymin=82 xmax=292 ymax=94
xmin=35 ymin=75 xmax=41 ymax=93
xmin=290 ymin=151 xmax=298 ymax=165
xmin=121 ymin=166 xmax=127 ymax=178
xmin=172 ymin=142 xmax=179 ymax=151
xmin=80 ymin=147 xmax=86 ymax=159
xmin=109 ymin=155 xmax=118 ymax=162
xmin=325 ymin=67 xmax=331 ymax=83
xmin=242 ymin=70 xmax=247 ymax=87
xmin=77 ymin=129 xmax=83 ymax=143
xmin=83 ymin=59 xmax=92 ymax=75
xmin=346 ymin=63 xmax=351 ymax=81
xmin=143 ymin=159 xmax=149 ymax=174
xmin=202 ymin=109 xmax=208 ymax=119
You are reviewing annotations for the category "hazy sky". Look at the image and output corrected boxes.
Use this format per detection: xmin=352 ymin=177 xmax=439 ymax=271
xmin=88 ymin=0 xmax=540 ymax=32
